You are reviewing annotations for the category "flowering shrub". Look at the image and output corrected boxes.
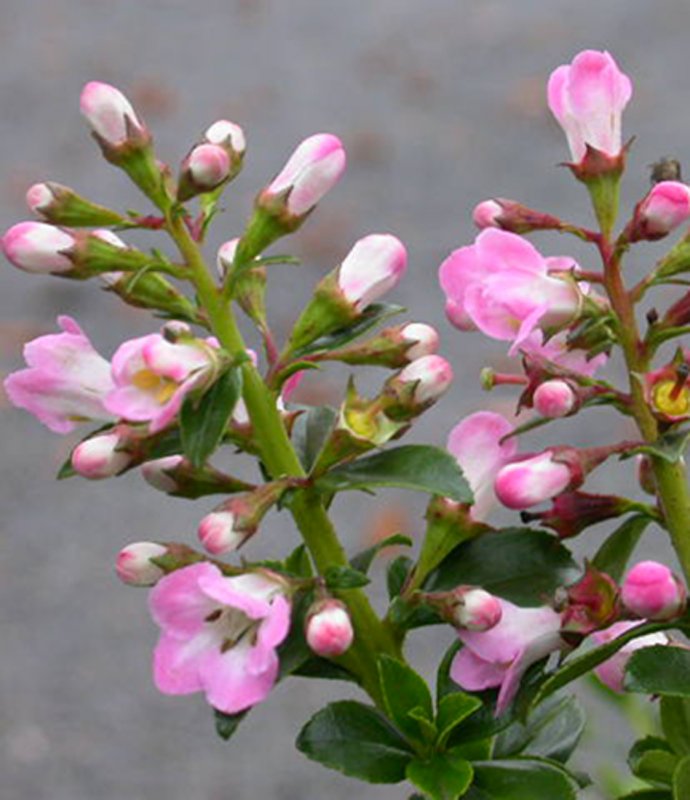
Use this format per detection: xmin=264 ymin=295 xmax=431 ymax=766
xmin=5 ymin=51 xmax=690 ymax=799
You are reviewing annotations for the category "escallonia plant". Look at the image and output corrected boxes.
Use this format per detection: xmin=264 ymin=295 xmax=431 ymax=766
xmin=5 ymin=48 xmax=690 ymax=799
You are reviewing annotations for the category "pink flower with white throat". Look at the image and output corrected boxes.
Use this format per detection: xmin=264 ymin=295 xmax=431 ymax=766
xmin=338 ymin=234 xmax=407 ymax=311
xmin=593 ymin=620 xmax=670 ymax=692
xmin=104 ymin=325 xmax=218 ymax=433
xmin=305 ymin=599 xmax=354 ymax=657
xmin=3 ymin=315 xmax=115 ymax=433
xmin=621 ymin=561 xmax=686 ymax=621
xmin=80 ymin=81 xmax=146 ymax=147
xmin=629 ymin=181 xmax=690 ymax=241
xmin=149 ymin=562 xmax=291 ymax=714
xmin=439 ymin=229 xmax=583 ymax=354
xmin=547 ymin=50 xmax=632 ymax=164
xmin=2 ymin=221 xmax=75 ymax=274
xmin=451 ymin=599 xmax=563 ymax=715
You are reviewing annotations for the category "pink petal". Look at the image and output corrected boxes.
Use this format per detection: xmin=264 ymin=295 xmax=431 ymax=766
xmin=152 ymin=630 xmax=215 ymax=695
xmin=148 ymin=562 xmax=220 ymax=637
xmin=451 ymin=646 xmax=509 ymax=692
xmin=199 ymin=640 xmax=278 ymax=714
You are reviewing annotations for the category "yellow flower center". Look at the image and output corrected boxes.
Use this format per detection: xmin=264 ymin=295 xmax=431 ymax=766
xmin=132 ymin=369 xmax=178 ymax=405
xmin=652 ymin=379 xmax=690 ymax=418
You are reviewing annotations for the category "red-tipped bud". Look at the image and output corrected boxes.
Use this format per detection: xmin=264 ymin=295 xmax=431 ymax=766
xmin=392 ymin=355 xmax=453 ymax=405
xmin=80 ymin=81 xmax=146 ymax=147
xmin=305 ymin=599 xmax=354 ymax=657
xmin=533 ymin=379 xmax=578 ymax=418
xmin=494 ymin=451 xmax=573 ymax=510
xmin=472 ymin=200 xmax=503 ymax=229
xmin=621 ymin=561 xmax=686 ymax=621
xmin=452 ymin=587 xmax=503 ymax=631
xmin=115 ymin=541 xmax=167 ymax=586
xmin=472 ymin=198 xmax=564 ymax=234
xmin=2 ymin=222 xmax=75 ymax=274
xmin=179 ymin=143 xmax=230 ymax=196
xmin=71 ymin=431 xmax=133 ymax=479
xmin=521 ymin=491 xmax=633 ymax=539
xmin=337 ymin=234 xmax=407 ymax=311
xmin=628 ymin=181 xmax=690 ymax=242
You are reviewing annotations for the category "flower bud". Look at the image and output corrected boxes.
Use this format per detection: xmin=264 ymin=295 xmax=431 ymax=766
xmin=71 ymin=431 xmax=133 ymax=479
xmin=560 ymin=564 xmax=621 ymax=640
xmin=216 ymin=238 xmax=240 ymax=278
xmin=305 ymin=599 xmax=354 ymax=657
xmin=533 ymin=379 xmax=578 ymax=418
xmin=141 ymin=455 xmax=185 ymax=493
xmin=494 ymin=451 xmax=574 ymax=510
xmin=636 ymin=455 xmax=657 ymax=496
xmin=80 ymin=81 xmax=146 ymax=148
xmin=179 ymin=143 xmax=230 ymax=196
xmin=142 ymin=455 xmax=254 ymax=499
xmin=115 ymin=541 xmax=168 ymax=586
xmin=521 ymin=491 xmax=633 ymax=539
xmin=628 ymin=181 xmax=690 ymax=242
xmin=26 ymin=182 xmax=124 ymax=227
xmin=2 ymin=221 xmax=75 ymax=274
xmin=593 ymin=621 xmax=671 ymax=692
xmin=205 ymin=120 xmax=246 ymax=153
xmin=621 ymin=561 xmax=686 ymax=621
xmin=452 ymin=587 xmax=503 ymax=632
xmin=473 ymin=200 xmax=502 ymax=229
xmin=383 ymin=355 xmax=453 ymax=418
xmin=402 ymin=323 xmax=440 ymax=361
xmin=472 ymin=198 xmax=563 ymax=234
xmin=337 ymin=234 xmax=407 ymax=311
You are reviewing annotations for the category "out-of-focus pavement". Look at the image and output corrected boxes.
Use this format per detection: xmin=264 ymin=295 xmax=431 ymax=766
xmin=1 ymin=2 xmax=688 ymax=797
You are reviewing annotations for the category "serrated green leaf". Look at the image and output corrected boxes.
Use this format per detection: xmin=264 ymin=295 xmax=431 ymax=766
xmin=623 ymin=430 xmax=690 ymax=464
xmin=426 ymin=529 xmax=578 ymax=606
xmin=406 ymin=752 xmax=474 ymax=800
xmin=674 ymin=755 xmax=690 ymax=799
xmin=662 ymin=697 xmax=690 ymax=755
xmin=180 ymin=367 xmax=242 ymax=467
xmin=324 ymin=565 xmax=370 ymax=589
xmin=291 ymin=405 xmax=337 ymax=471
xmin=378 ymin=655 xmax=434 ymax=742
xmin=466 ymin=758 xmax=579 ymax=799
xmin=214 ymin=708 xmax=249 ymax=741
xmin=625 ymin=646 xmax=690 ymax=697
xmin=436 ymin=693 xmax=483 ymax=749
xmin=296 ymin=700 xmax=414 ymax=783
xmin=592 ymin=515 xmax=651 ymax=582
xmin=350 ymin=533 xmax=413 ymax=575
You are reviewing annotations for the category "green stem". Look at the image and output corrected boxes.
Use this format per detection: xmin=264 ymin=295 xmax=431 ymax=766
xmin=165 ymin=213 xmax=396 ymax=705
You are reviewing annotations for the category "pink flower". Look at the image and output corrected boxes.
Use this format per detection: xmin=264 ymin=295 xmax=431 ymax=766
xmin=520 ymin=329 xmax=607 ymax=377
xmin=547 ymin=50 xmax=633 ymax=163
xmin=116 ymin=541 xmax=168 ymax=586
xmin=447 ymin=411 xmax=518 ymax=519
xmin=472 ymin=200 xmax=503 ymax=229
xmin=439 ymin=229 xmax=582 ymax=354
xmin=533 ymin=379 xmax=577 ymax=418
xmin=305 ymin=599 xmax=354 ymax=657
xmin=621 ymin=561 xmax=686 ymax=621
xmin=395 ymin=354 xmax=453 ymax=404
xmin=3 ymin=316 xmax=115 ymax=433
xmin=593 ymin=620 xmax=670 ymax=692
xmin=2 ymin=221 xmax=75 ymax=274
xmin=71 ymin=429 xmax=132 ymax=479
xmin=185 ymin=143 xmax=230 ymax=189
xmin=451 ymin=599 xmax=563 ymax=715
xmin=494 ymin=451 xmax=574 ymax=510
xmin=337 ymin=234 xmax=407 ymax=311
xmin=149 ymin=562 xmax=291 ymax=714
xmin=264 ymin=133 xmax=346 ymax=216
xmin=104 ymin=328 xmax=216 ymax=432
xmin=632 ymin=181 xmax=690 ymax=241
xmin=80 ymin=81 xmax=145 ymax=147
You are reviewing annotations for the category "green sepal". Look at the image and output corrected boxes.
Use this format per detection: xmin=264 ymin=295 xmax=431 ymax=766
xmin=214 ymin=708 xmax=249 ymax=741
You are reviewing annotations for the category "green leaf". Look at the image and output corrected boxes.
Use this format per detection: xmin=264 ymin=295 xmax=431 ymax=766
xmin=617 ymin=792 xmax=672 ymax=799
xmin=436 ymin=693 xmax=483 ymax=749
xmin=378 ymin=655 xmax=434 ymax=741
xmin=592 ymin=515 xmax=651 ymax=582
xmin=180 ymin=367 xmax=242 ymax=467
xmin=214 ymin=708 xmax=249 ymax=741
xmin=466 ymin=759 xmax=579 ymax=799
xmin=625 ymin=646 xmax=690 ymax=696
xmin=350 ymin=533 xmax=413 ymax=575
xmin=623 ymin=429 xmax=690 ymax=464
xmin=283 ymin=543 xmax=313 ymax=578
xmin=296 ymin=700 xmax=414 ymax=783
xmin=674 ymin=755 xmax=690 ymax=799
xmin=426 ymin=529 xmax=578 ymax=606
xmin=291 ymin=656 xmax=357 ymax=683
xmin=630 ymin=748 xmax=678 ymax=785
xmin=387 ymin=555 xmax=414 ymax=599
xmin=407 ymin=752 xmax=474 ymax=800
xmin=316 ymin=445 xmax=471 ymax=502
xmin=291 ymin=405 xmax=337 ymax=471
xmin=662 ymin=697 xmax=690 ymax=755
xmin=324 ymin=565 xmax=370 ymax=589
xmin=494 ymin=693 xmax=585 ymax=764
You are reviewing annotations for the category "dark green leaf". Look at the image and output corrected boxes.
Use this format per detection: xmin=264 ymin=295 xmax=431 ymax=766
xmin=283 ymin=544 xmax=313 ymax=578
xmin=378 ymin=655 xmax=434 ymax=741
xmin=674 ymin=755 xmax=690 ymax=799
xmin=406 ymin=752 xmax=473 ymax=800
xmin=388 ymin=595 xmax=442 ymax=631
xmin=494 ymin=693 xmax=585 ymax=764
xmin=623 ymin=430 xmax=690 ymax=464
xmin=180 ymin=367 xmax=242 ymax=467
xmin=315 ymin=445 xmax=472 ymax=503
xmin=662 ymin=697 xmax=690 ymax=755
xmin=437 ymin=641 xmax=464 ymax=702
xmin=630 ymin=748 xmax=677 ymax=785
xmin=626 ymin=646 xmax=690 ymax=696
xmin=292 ymin=656 xmax=357 ymax=683
xmin=387 ymin=556 xmax=414 ymax=600
xmin=291 ymin=405 xmax=337 ymax=471
xmin=296 ymin=700 xmax=414 ymax=783
xmin=351 ymin=533 xmax=413 ymax=575
xmin=214 ymin=708 xmax=249 ymax=741
xmin=617 ymin=792 xmax=672 ymax=799
xmin=592 ymin=515 xmax=651 ymax=582
xmin=426 ymin=529 xmax=579 ymax=606
xmin=324 ymin=565 xmax=370 ymax=589
xmin=436 ymin=693 xmax=483 ymax=748
xmin=466 ymin=759 xmax=579 ymax=799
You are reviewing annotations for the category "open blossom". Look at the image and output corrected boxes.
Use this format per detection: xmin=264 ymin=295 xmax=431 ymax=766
xmin=593 ymin=621 xmax=670 ymax=692
xmin=447 ymin=411 xmax=518 ymax=519
xmin=547 ymin=50 xmax=632 ymax=163
xmin=3 ymin=316 xmax=115 ymax=433
xmin=337 ymin=234 xmax=407 ymax=310
xmin=520 ymin=329 xmax=607 ymax=377
xmin=439 ymin=229 xmax=582 ymax=353
xmin=104 ymin=327 xmax=217 ymax=432
xmin=451 ymin=599 xmax=563 ymax=715
xmin=149 ymin=562 xmax=290 ymax=714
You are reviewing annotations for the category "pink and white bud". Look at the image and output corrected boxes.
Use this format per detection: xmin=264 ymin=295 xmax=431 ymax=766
xmin=621 ymin=561 xmax=686 ymax=621
xmin=593 ymin=621 xmax=671 ymax=692
xmin=472 ymin=200 xmax=503 ymax=229
xmin=216 ymin=238 xmax=240 ymax=277
xmin=141 ymin=455 xmax=185 ymax=493
xmin=494 ymin=451 xmax=573 ymax=510
xmin=454 ymin=588 xmax=503 ymax=632
xmin=80 ymin=81 xmax=145 ymax=147
xmin=92 ymin=228 xmax=127 ymax=248
xmin=204 ymin=120 xmax=246 ymax=155
xmin=401 ymin=323 xmax=439 ymax=360
xmin=632 ymin=181 xmax=690 ymax=241
xmin=397 ymin=355 xmax=453 ymax=404
xmin=2 ymin=221 xmax=75 ymax=274
xmin=547 ymin=50 xmax=632 ymax=163
xmin=26 ymin=183 xmax=56 ymax=214
xmin=265 ymin=133 xmax=346 ymax=216
xmin=305 ymin=600 xmax=354 ymax=657
xmin=186 ymin=143 xmax=231 ymax=188
xmin=533 ymin=379 xmax=577 ymax=418
xmin=337 ymin=234 xmax=407 ymax=310
xmin=115 ymin=541 xmax=167 ymax=586
xmin=198 ymin=510 xmax=247 ymax=555
xmin=71 ymin=431 xmax=132 ymax=479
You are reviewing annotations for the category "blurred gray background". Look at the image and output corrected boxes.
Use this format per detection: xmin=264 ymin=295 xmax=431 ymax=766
xmin=1 ymin=1 xmax=688 ymax=798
